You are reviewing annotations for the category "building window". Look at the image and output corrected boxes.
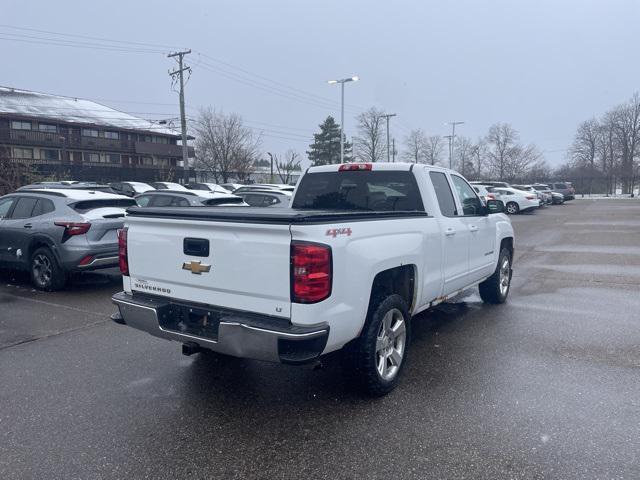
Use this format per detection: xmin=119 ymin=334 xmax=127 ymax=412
xmin=38 ymin=123 xmax=57 ymax=133
xmin=156 ymin=158 xmax=169 ymax=167
xmin=83 ymin=152 xmax=100 ymax=163
xmin=82 ymin=129 xmax=99 ymax=137
xmin=41 ymin=149 xmax=59 ymax=161
xmin=13 ymin=147 xmax=34 ymax=159
xmin=104 ymin=131 xmax=119 ymax=140
xmin=153 ymin=136 xmax=169 ymax=144
xmin=142 ymin=156 xmax=154 ymax=165
xmin=11 ymin=120 xmax=32 ymax=131
xmin=107 ymin=153 xmax=120 ymax=164
xmin=142 ymin=135 xmax=152 ymax=143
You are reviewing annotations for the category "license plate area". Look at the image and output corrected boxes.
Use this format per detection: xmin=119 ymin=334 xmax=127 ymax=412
xmin=159 ymin=303 xmax=221 ymax=340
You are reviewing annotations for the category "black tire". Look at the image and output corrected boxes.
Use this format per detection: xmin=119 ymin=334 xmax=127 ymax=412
xmin=30 ymin=247 xmax=67 ymax=291
xmin=342 ymin=294 xmax=411 ymax=397
xmin=505 ymin=202 xmax=519 ymax=214
xmin=479 ymin=248 xmax=512 ymax=304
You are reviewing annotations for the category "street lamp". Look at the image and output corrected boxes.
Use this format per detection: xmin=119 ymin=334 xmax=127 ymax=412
xmin=328 ymin=76 xmax=359 ymax=163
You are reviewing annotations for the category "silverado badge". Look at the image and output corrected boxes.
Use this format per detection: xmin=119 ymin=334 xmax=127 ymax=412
xmin=182 ymin=261 xmax=211 ymax=274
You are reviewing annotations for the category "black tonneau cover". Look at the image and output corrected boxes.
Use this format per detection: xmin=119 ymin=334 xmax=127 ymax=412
xmin=126 ymin=206 xmax=429 ymax=225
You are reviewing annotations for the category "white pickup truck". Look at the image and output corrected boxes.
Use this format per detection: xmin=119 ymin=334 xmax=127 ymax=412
xmin=112 ymin=163 xmax=514 ymax=395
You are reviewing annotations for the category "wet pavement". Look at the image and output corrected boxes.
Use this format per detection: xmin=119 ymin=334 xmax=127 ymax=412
xmin=1 ymin=199 xmax=639 ymax=479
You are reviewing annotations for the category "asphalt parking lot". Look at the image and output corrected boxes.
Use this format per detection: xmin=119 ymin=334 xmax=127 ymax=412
xmin=1 ymin=199 xmax=639 ymax=479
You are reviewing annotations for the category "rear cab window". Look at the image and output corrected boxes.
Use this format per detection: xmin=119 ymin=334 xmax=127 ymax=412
xmin=292 ymin=170 xmax=424 ymax=212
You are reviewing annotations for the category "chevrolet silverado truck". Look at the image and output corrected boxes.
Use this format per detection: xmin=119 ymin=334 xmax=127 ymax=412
xmin=111 ymin=163 xmax=514 ymax=396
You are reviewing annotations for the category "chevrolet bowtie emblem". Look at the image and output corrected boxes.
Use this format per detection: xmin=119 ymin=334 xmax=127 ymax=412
xmin=182 ymin=261 xmax=211 ymax=274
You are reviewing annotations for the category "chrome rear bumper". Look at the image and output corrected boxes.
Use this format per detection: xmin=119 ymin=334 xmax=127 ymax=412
xmin=111 ymin=292 xmax=328 ymax=364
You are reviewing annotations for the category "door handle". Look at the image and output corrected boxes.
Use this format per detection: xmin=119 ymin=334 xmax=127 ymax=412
xmin=469 ymin=225 xmax=479 ymax=232
xmin=445 ymin=227 xmax=456 ymax=236
xmin=23 ymin=224 xmax=33 ymax=229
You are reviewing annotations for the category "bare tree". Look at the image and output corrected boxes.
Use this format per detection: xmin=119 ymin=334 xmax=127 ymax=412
xmin=608 ymin=93 xmax=640 ymax=194
xmin=570 ymin=118 xmax=599 ymax=194
xmin=424 ymin=135 xmax=444 ymax=166
xmin=484 ymin=123 xmax=541 ymax=181
xmin=193 ymin=108 xmax=262 ymax=183
xmin=453 ymin=136 xmax=474 ymax=177
xmin=402 ymin=129 xmax=427 ymax=163
xmin=354 ymin=107 xmax=386 ymax=162
xmin=269 ymin=150 xmax=301 ymax=184
xmin=468 ymin=139 xmax=487 ymax=180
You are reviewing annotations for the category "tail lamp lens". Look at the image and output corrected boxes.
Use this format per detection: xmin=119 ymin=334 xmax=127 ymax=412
xmin=291 ymin=241 xmax=332 ymax=303
xmin=338 ymin=163 xmax=372 ymax=172
xmin=54 ymin=221 xmax=91 ymax=236
xmin=118 ymin=227 xmax=129 ymax=276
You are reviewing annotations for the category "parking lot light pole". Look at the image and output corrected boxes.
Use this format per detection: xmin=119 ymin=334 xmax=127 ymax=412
xmin=328 ymin=76 xmax=359 ymax=163
xmin=445 ymin=121 xmax=464 ymax=169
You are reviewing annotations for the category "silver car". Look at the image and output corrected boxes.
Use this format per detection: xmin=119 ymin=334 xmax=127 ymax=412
xmin=0 ymin=189 xmax=135 ymax=290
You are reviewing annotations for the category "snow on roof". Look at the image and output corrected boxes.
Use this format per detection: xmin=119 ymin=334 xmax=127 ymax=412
xmin=0 ymin=86 xmax=180 ymax=137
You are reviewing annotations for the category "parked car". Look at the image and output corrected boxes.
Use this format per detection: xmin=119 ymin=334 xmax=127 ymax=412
xmin=135 ymin=190 xmax=246 ymax=207
xmin=493 ymin=187 xmax=540 ymax=214
xmin=112 ymin=162 xmax=514 ymax=396
xmin=185 ymin=183 xmax=232 ymax=194
xmin=549 ymin=182 xmax=575 ymax=200
xmin=234 ymin=184 xmax=296 ymax=195
xmin=109 ymin=182 xmax=155 ymax=197
xmin=219 ymin=183 xmax=244 ymax=193
xmin=149 ymin=182 xmax=189 ymax=191
xmin=531 ymin=184 xmax=564 ymax=204
xmin=512 ymin=184 xmax=549 ymax=206
xmin=236 ymin=190 xmax=292 ymax=207
xmin=0 ymin=189 xmax=136 ymax=290
xmin=251 ymin=183 xmax=296 ymax=192
xmin=472 ymin=184 xmax=497 ymax=203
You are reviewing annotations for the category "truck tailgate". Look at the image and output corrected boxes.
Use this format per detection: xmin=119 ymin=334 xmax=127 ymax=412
xmin=126 ymin=216 xmax=292 ymax=319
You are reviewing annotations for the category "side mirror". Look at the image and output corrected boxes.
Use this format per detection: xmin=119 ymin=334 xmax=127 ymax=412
xmin=486 ymin=199 xmax=504 ymax=214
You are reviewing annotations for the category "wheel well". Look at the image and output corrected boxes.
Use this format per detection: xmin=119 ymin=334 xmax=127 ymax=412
xmin=28 ymin=238 xmax=54 ymax=260
xmin=500 ymin=237 xmax=514 ymax=255
xmin=368 ymin=265 xmax=416 ymax=315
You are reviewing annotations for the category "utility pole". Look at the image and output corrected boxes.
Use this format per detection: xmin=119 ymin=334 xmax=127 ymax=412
xmin=392 ymin=138 xmax=397 ymax=163
xmin=444 ymin=135 xmax=453 ymax=168
xmin=381 ymin=113 xmax=397 ymax=162
xmin=168 ymin=49 xmax=191 ymax=184
xmin=445 ymin=121 xmax=464 ymax=169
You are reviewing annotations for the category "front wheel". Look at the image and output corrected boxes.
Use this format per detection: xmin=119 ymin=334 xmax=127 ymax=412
xmin=342 ymin=294 xmax=411 ymax=396
xmin=479 ymin=248 xmax=512 ymax=304
xmin=505 ymin=202 xmax=519 ymax=214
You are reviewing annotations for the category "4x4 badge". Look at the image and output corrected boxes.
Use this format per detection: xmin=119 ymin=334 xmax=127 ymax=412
xmin=182 ymin=261 xmax=211 ymax=274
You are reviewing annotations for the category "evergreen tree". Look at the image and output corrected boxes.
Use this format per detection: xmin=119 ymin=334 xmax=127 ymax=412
xmin=307 ymin=116 xmax=352 ymax=165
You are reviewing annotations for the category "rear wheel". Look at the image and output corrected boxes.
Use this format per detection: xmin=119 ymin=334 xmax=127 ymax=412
xmin=342 ymin=294 xmax=411 ymax=396
xmin=505 ymin=202 xmax=519 ymax=214
xmin=479 ymin=248 xmax=512 ymax=304
xmin=30 ymin=247 xmax=67 ymax=291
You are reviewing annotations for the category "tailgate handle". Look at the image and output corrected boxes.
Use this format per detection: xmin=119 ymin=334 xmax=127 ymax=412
xmin=183 ymin=238 xmax=210 ymax=257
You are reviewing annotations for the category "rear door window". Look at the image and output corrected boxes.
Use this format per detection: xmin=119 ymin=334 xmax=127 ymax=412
xmin=292 ymin=170 xmax=424 ymax=211
xmin=31 ymin=199 xmax=55 ymax=217
xmin=149 ymin=195 xmax=174 ymax=207
xmin=10 ymin=197 xmax=39 ymax=219
xmin=429 ymin=171 xmax=457 ymax=217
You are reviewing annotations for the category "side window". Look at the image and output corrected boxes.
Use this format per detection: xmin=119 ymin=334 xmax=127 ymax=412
xmin=31 ymin=199 xmax=55 ymax=217
xmin=170 ymin=197 xmax=190 ymax=207
xmin=429 ymin=172 xmax=457 ymax=217
xmin=0 ymin=198 xmax=16 ymax=218
xmin=149 ymin=195 xmax=173 ymax=207
xmin=136 ymin=195 xmax=152 ymax=207
xmin=451 ymin=175 xmax=484 ymax=216
xmin=10 ymin=197 xmax=39 ymax=219
xmin=243 ymin=194 xmax=262 ymax=207
xmin=266 ymin=195 xmax=280 ymax=206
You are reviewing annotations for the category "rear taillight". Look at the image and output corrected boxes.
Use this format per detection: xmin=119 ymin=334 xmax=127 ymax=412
xmin=118 ymin=227 xmax=129 ymax=276
xmin=338 ymin=163 xmax=372 ymax=172
xmin=291 ymin=241 xmax=332 ymax=303
xmin=487 ymin=193 xmax=496 ymax=200
xmin=54 ymin=221 xmax=91 ymax=236
xmin=525 ymin=195 xmax=536 ymax=200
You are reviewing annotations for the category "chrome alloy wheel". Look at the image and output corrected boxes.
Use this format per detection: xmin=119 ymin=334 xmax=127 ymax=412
xmin=375 ymin=308 xmax=407 ymax=381
xmin=499 ymin=256 xmax=511 ymax=296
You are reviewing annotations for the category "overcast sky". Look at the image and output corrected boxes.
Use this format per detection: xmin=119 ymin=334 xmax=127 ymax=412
xmin=3 ymin=0 xmax=640 ymax=168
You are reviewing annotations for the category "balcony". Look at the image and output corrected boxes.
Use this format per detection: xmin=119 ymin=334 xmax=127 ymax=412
xmin=1 ymin=129 xmax=65 ymax=146
xmin=134 ymin=141 xmax=194 ymax=157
